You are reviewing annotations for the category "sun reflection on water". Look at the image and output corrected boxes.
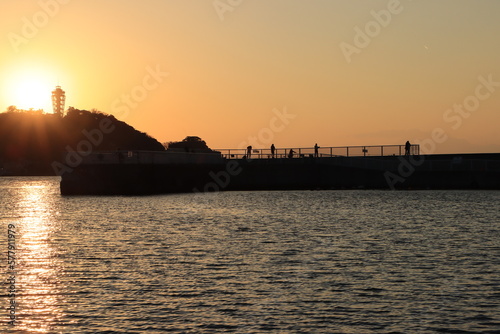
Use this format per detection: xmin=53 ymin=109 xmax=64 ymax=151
xmin=10 ymin=180 xmax=66 ymax=333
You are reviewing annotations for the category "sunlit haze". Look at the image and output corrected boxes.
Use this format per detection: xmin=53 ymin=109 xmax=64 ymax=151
xmin=1 ymin=0 xmax=499 ymax=153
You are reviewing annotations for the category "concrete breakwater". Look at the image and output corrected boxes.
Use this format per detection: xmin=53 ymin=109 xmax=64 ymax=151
xmin=59 ymin=151 xmax=500 ymax=195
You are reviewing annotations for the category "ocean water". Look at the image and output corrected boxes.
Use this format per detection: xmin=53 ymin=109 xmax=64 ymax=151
xmin=0 ymin=176 xmax=499 ymax=334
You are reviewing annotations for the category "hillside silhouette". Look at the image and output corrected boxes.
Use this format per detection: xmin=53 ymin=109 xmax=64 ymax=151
xmin=0 ymin=107 xmax=164 ymax=175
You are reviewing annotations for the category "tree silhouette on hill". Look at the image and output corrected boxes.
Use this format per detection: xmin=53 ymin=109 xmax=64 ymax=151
xmin=165 ymin=136 xmax=215 ymax=153
xmin=0 ymin=107 xmax=164 ymax=175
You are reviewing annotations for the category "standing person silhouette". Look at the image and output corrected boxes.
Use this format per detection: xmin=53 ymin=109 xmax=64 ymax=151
xmin=270 ymin=144 xmax=275 ymax=158
xmin=247 ymin=145 xmax=252 ymax=159
xmin=314 ymin=143 xmax=319 ymax=157
xmin=288 ymin=149 xmax=295 ymax=159
xmin=405 ymin=141 xmax=411 ymax=156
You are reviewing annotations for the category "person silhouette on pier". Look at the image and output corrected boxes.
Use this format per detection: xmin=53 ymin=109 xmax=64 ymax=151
xmin=247 ymin=145 xmax=252 ymax=159
xmin=270 ymin=144 xmax=275 ymax=158
xmin=314 ymin=143 xmax=319 ymax=157
xmin=405 ymin=141 xmax=411 ymax=156
xmin=288 ymin=149 xmax=295 ymax=159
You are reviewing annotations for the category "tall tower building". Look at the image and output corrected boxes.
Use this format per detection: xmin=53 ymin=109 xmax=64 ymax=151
xmin=52 ymin=85 xmax=66 ymax=117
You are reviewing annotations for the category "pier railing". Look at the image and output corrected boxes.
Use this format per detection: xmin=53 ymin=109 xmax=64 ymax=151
xmin=216 ymin=144 xmax=420 ymax=159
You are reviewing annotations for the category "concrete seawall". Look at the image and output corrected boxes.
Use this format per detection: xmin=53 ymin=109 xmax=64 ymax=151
xmin=226 ymin=154 xmax=500 ymax=191
xmin=60 ymin=152 xmax=500 ymax=195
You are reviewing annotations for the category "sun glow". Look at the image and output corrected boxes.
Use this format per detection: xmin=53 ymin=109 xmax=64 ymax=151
xmin=3 ymin=67 xmax=56 ymax=112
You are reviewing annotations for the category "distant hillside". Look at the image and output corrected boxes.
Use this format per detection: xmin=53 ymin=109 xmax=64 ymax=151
xmin=0 ymin=107 xmax=164 ymax=175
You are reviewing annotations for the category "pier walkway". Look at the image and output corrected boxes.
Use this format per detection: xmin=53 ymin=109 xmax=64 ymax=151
xmin=72 ymin=144 xmax=420 ymax=166
xmin=216 ymin=144 xmax=420 ymax=159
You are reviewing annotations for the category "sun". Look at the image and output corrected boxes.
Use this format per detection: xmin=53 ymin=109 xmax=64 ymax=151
xmin=4 ymin=67 xmax=55 ymax=112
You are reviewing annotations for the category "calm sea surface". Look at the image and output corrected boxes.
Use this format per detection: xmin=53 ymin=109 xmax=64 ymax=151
xmin=0 ymin=176 xmax=499 ymax=333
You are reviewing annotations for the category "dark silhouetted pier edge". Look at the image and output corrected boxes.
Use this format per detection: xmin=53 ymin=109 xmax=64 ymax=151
xmin=217 ymin=144 xmax=420 ymax=159
xmin=59 ymin=145 xmax=500 ymax=195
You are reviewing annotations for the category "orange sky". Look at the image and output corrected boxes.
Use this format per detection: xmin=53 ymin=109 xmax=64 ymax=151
xmin=1 ymin=0 xmax=499 ymax=153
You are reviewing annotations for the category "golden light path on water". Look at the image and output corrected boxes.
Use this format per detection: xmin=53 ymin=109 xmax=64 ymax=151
xmin=1 ymin=177 xmax=499 ymax=332
xmin=13 ymin=180 xmax=66 ymax=332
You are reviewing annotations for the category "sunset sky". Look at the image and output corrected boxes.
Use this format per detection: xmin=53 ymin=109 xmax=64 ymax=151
xmin=1 ymin=0 xmax=499 ymax=153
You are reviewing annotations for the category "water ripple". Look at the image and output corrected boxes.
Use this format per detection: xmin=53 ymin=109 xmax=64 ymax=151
xmin=0 ymin=178 xmax=499 ymax=333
